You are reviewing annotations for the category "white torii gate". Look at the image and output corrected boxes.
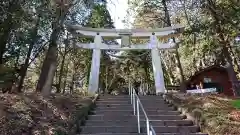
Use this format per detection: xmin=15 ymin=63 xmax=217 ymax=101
xmin=68 ymin=24 xmax=184 ymax=94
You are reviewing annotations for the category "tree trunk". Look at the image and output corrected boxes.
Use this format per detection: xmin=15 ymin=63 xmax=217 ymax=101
xmin=174 ymin=51 xmax=186 ymax=90
xmin=17 ymin=48 xmax=33 ymax=92
xmin=223 ymin=47 xmax=239 ymax=96
xmin=70 ymin=70 xmax=76 ymax=94
xmin=143 ymin=63 xmax=151 ymax=84
xmin=62 ymin=61 xmax=69 ymax=94
xmin=161 ymin=51 xmax=174 ymax=85
xmin=229 ymin=46 xmax=240 ymax=73
xmin=36 ymin=26 xmax=60 ymax=96
xmin=36 ymin=1 xmax=70 ymax=96
xmin=56 ymin=44 xmax=67 ymax=93
xmin=86 ymin=50 xmax=92 ymax=86
xmin=104 ymin=66 xmax=108 ymax=93
xmin=162 ymin=0 xmax=186 ymax=91
xmin=17 ymin=20 xmax=40 ymax=92
xmin=62 ymin=78 xmax=67 ymax=94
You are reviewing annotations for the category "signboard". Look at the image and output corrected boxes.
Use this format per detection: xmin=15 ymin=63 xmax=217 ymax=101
xmin=204 ymin=77 xmax=212 ymax=83
xmin=186 ymin=88 xmax=217 ymax=94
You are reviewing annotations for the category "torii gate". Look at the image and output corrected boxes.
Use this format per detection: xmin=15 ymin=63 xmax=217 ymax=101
xmin=67 ymin=24 xmax=184 ymax=94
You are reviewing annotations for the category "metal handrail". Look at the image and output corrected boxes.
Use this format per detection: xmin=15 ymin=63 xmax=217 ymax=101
xmin=129 ymin=85 xmax=157 ymax=135
xmin=150 ymin=125 xmax=157 ymax=135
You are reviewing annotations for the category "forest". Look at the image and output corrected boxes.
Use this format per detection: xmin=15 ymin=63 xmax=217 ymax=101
xmin=0 ymin=0 xmax=240 ymax=134
xmin=125 ymin=0 xmax=240 ymax=93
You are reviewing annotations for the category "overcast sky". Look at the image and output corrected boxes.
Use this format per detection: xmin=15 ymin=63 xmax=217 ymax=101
xmin=107 ymin=0 xmax=129 ymax=29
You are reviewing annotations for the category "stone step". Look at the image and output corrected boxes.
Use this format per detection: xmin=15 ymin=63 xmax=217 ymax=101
xmin=100 ymin=95 xmax=131 ymax=97
xmin=88 ymin=115 xmax=185 ymax=120
xmin=80 ymin=133 xmax=207 ymax=135
xmin=145 ymin=110 xmax=180 ymax=115
xmin=81 ymin=126 xmax=138 ymax=134
xmin=96 ymin=103 xmax=131 ymax=106
xmin=151 ymin=120 xmax=193 ymax=126
xmin=97 ymin=99 xmax=130 ymax=102
xmin=98 ymin=96 xmax=164 ymax=101
xmin=80 ymin=133 xmax=145 ymax=135
xmin=141 ymin=100 xmax=168 ymax=105
xmin=97 ymin=98 xmax=164 ymax=102
xmin=95 ymin=106 xmax=133 ymax=110
xmin=96 ymin=100 xmax=165 ymax=102
xmin=97 ymin=100 xmax=131 ymax=104
xmin=156 ymin=134 xmax=207 ymax=135
xmin=88 ymin=111 xmax=181 ymax=117
xmin=139 ymin=104 xmax=174 ymax=108
xmin=91 ymin=110 xmax=134 ymax=115
xmin=81 ymin=95 xmax=206 ymax=135
xmin=99 ymin=96 xmax=130 ymax=99
xmin=85 ymin=120 xmax=193 ymax=126
xmin=96 ymin=102 xmax=169 ymax=106
xmin=95 ymin=106 xmax=176 ymax=111
xmin=84 ymin=120 xmax=138 ymax=126
xmin=139 ymin=96 xmax=164 ymax=99
xmin=138 ymin=99 xmax=165 ymax=102
xmin=92 ymin=110 xmax=181 ymax=115
xmin=80 ymin=126 xmax=199 ymax=134
xmin=149 ymin=126 xmax=200 ymax=133
xmin=96 ymin=103 xmax=171 ymax=107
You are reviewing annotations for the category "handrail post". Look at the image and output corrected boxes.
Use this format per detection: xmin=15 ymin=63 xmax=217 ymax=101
xmin=129 ymin=85 xmax=157 ymax=135
xmin=133 ymin=90 xmax=136 ymax=115
xmin=129 ymin=82 xmax=131 ymax=95
xmin=150 ymin=125 xmax=156 ymax=135
xmin=137 ymin=99 xmax=140 ymax=133
xmin=146 ymin=118 xmax=150 ymax=135
xmin=130 ymin=85 xmax=132 ymax=104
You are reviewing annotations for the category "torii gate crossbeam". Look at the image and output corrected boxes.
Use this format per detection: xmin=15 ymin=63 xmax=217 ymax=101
xmin=67 ymin=24 xmax=184 ymax=94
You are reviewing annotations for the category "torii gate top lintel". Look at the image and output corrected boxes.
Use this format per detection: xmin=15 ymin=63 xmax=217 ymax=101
xmin=67 ymin=24 xmax=184 ymax=50
xmin=67 ymin=24 xmax=184 ymax=38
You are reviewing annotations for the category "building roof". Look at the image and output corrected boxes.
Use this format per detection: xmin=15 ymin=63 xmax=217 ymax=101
xmin=187 ymin=65 xmax=227 ymax=83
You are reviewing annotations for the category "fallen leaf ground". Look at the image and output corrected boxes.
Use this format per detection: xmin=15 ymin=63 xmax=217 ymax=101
xmin=0 ymin=93 xmax=93 ymax=135
xmin=169 ymin=93 xmax=240 ymax=135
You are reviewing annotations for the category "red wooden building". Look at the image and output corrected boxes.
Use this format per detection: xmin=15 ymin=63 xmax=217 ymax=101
xmin=186 ymin=66 xmax=234 ymax=96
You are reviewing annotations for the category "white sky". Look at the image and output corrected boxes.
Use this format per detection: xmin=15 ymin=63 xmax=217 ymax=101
xmin=107 ymin=0 xmax=129 ymax=29
xmin=106 ymin=0 xmax=129 ymax=57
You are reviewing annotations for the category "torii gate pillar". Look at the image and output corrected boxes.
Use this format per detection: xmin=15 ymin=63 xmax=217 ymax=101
xmin=88 ymin=34 xmax=101 ymax=93
xmin=150 ymin=35 xmax=166 ymax=93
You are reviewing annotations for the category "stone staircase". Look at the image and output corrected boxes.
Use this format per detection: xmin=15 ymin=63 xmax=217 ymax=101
xmin=80 ymin=95 xmax=207 ymax=135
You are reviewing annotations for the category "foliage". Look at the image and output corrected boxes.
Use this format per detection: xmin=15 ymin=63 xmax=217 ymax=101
xmin=166 ymin=93 xmax=240 ymax=135
xmin=0 ymin=93 xmax=94 ymax=135
xmin=124 ymin=0 xmax=240 ymax=87
xmin=0 ymin=0 xmax=115 ymax=94
xmin=232 ymin=99 xmax=240 ymax=109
